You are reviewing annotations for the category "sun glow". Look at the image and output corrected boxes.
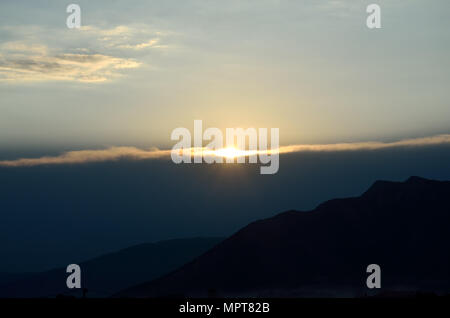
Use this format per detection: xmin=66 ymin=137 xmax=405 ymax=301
xmin=213 ymin=147 xmax=249 ymax=159
xmin=198 ymin=146 xmax=277 ymax=159
xmin=173 ymin=146 xmax=279 ymax=160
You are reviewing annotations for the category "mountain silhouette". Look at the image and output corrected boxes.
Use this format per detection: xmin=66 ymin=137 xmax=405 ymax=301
xmin=117 ymin=177 xmax=450 ymax=297
xmin=0 ymin=272 xmax=34 ymax=286
xmin=0 ymin=237 xmax=223 ymax=298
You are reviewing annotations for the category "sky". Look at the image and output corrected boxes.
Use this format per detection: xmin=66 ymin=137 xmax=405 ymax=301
xmin=0 ymin=0 xmax=449 ymax=150
xmin=1 ymin=1 xmax=450 ymax=273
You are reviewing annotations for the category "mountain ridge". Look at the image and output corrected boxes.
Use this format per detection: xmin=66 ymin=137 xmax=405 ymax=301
xmin=0 ymin=237 xmax=224 ymax=298
xmin=117 ymin=176 xmax=450 ymax=297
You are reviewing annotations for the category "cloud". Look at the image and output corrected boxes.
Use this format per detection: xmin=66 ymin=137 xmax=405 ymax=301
xmin=116 ymin=39 xmax=163 ymax=50
xmin=0 ymin=41 xmax=48 ymax=55
xmin=0 ymin=42 xmax=140 ymax=82
xmin=80 ymin=25 xmax=172 ymax=51
xmin=0 ymin=147 xmax=171 ymax=167
xmin=82 ymin=25 xmax=132 ymax=36
xmin=0 ymin=24 xmax=174 ymax=83
xmin=279 ymin=134 xmax=450 ymax=153
xmin=1 ymin=135 xmax=450 ymax=168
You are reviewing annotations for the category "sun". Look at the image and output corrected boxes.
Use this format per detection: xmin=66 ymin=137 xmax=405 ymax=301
xmin=213 ymin=147 xmax=246 ymax=159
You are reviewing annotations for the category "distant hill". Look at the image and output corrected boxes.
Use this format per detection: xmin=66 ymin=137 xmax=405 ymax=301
xmin=0 ymin=237 xmax=223 ymax=298
xmin=117 ymin=177 xmax=450 ymax=297
xmin=0 ymin=273 xmax=35 ymax=286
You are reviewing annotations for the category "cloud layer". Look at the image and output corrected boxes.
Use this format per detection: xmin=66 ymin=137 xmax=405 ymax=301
xmin=0 ymin=24 xmax=172 ymax=82
xmin=278 ymin=134 xmax=450 ymax=153
xmin=0 ymin=147 xmax=171 ymax=167
xmin=0 ymin=43 xmax=140 ymax=82
xmin=1 ymin=134 xmax=449 ymax=167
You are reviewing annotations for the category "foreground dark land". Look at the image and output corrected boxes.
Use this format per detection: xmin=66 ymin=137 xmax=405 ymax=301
xmin=2 ymin=176 xmax=448 ymax=299
xmin=118 ymin=177 xmax=450 ymax=297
